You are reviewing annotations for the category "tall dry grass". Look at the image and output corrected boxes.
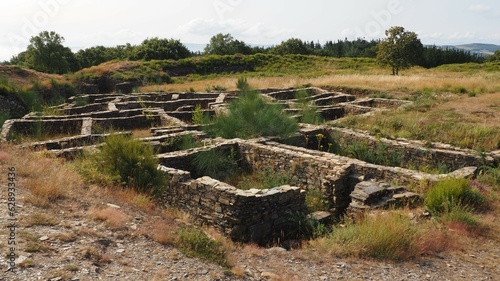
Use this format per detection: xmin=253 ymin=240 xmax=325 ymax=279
xmin=0 ymin=144 xmax=83 ymax=207
xmin=140 ymin=69 xmax=500 ymax=94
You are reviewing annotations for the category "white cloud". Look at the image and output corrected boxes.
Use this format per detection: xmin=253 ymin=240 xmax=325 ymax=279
xmin=468 ymin=4 xmax=491 ymax=13
xmin=176 ymin=18 xmax=293 ymax=43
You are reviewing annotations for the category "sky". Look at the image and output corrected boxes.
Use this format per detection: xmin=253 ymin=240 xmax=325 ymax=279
xmin=1 ymin=0 xmax=500 ymax=61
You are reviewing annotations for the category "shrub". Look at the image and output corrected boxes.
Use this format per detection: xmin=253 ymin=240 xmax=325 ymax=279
xmin=206 ymin=80 xmax=298 ymax=139
xmin=0 ymin=111 xmax=10 ymax=128
xmin=425 ymin=178 xmax=486 ymax=215
xmin=192 ymin=147 xmax=239 ymax=180
xmin=177 ymin=227 xmax=229 ymax=267
xmin=192 ymin=104 xmax=205 ymax=125
xmin=76 ymin=134 xmax=167 ymax=196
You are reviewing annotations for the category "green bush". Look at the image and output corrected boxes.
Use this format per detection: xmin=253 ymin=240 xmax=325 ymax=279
xmin=192 ymin=147 xmax=239 ymax=180
xmin=176 ymin=227 xmax=229 ymax=267
xmin=0 ymin=111 xmax=10 ymax=128
xmin=206 ymin=80 xmax=298 ymax=139
xmin=425 ymin=178 xmax=486 ymax=215
xmin=76 ymin=134 xmax=167 ymax=196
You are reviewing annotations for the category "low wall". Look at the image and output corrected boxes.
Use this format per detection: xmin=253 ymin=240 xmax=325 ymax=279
xmin=327 ymin=127 xmax=495 ymax=168
xmin=1 ymin=118 xmax=83 ymax=139
xmin=159 ymin=166 xmax=307 ymax=245
xmin=238 ymin=141 xmax=354 ymax=214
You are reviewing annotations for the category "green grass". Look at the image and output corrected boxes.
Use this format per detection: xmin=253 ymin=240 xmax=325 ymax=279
xmin=315 ymin=212 xmax=419 ymax=261
xmin=425 ymin=178 xmax=486 ymax=215
xmin=176 ymin=227 xmax=229 ymax=268
xmin=237 ymin=167 xmax=292 ymax=190
xmin=336 ymin=110 xmax=500 ymax=151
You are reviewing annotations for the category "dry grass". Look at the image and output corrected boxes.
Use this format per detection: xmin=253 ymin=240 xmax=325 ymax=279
xmin=2 ymin=144 xmax=84 ymax=207
xmin=89 ymin=207 xmax=128 ymax=229
xmin=146 ymin=219 xmax=177 ymax=246
xmin=23 ymin=213 xmax=58 ymax=227
xmin=132 ymin=128 xmax=152 ymax=138
xmin=140 ymin=70 xmax=500 ymax=95
xmin=77 ymin=60 xmax=142 ymax=77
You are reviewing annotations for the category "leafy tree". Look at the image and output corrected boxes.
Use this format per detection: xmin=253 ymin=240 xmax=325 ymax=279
xmin=23 ymin=31 xmax=78 ymax=74
xmin=377 ymin=26 xmax=423 ymax=75
xmin=75 ymin=44 xmax=134 ymax=69
xmin=486 ymin=50 xmax=500 ymax=62
xmin=204 ymin=33 xmax=252 ymax=55
xmin=271 ymin=38 xmax=310 ymax=55
xmin=131 ymin=38 xmax=191 ymax=61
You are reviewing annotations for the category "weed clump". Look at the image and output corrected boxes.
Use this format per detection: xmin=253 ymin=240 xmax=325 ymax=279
xmin=425 ymin=178 xmax=486 ymax=215
xmin=177 ymin=227 xmax=229 ymax=268
xmin=76 ymin=134 xmax=167 ymax=196
xmin=312 ymin=212 xmax=419 ymax=261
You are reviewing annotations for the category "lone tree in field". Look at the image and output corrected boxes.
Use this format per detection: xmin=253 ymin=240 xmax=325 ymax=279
xmin=377 ymin=26 xmax=423 ymax=75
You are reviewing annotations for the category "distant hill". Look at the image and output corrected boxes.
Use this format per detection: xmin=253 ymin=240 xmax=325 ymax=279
xmin=436 ymin=43 xmax=500 ymax=56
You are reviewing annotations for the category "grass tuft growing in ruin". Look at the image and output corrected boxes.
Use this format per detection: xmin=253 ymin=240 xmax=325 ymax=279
xmin=425 ymin=178 xmax=487 ymax=215
xmin=310 ymin=212 xmax=419 ymax=261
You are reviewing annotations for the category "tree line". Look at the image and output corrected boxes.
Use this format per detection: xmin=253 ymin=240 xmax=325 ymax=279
xmin=4 ymin=29 xmax=493 ymax=75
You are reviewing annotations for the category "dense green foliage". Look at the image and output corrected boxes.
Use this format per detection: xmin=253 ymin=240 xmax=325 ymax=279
xmin=192 ymin=148 xmax=239 ymax=180
xmin=425 ymin=178 xmax=486 ymax=215
xmin=76 ymin=134 xmax=167 ymax=196
xmin=131 ymin=38 xmax=191 ymax=61
xmin=75 ymin=44 xmax=133 ymax=69
xmin=377 ymin=26 xmax=424 ymax=75
xmin=205 ymin=79 xmax=298 ymax=139
xmin=204 ymin=33 xmax=252 ymax=55
xmin=12 ymin=31 xmax=78 ymax=74
xmin=486 ymin=50 xmax=500 ymax=62
xmin=7 ymin=29 xmax=487 ymax=74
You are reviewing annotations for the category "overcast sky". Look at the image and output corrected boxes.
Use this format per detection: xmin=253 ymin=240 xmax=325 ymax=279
xmin=1 ymin=0 xmax=499 ymax=61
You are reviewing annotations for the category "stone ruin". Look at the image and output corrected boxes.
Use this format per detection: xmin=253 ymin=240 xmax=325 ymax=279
xmin=2 ymin=87 xmax=499 ymax=246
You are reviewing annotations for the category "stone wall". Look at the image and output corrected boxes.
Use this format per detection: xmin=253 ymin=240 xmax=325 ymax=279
xmin=238 ymin=141 xmax=354 ymax=214
xmin=159 ymin=166 xmax=307 ymax=246
xmin=1 ymin=118 xmax=83 ymax=139
xmin=327 ymin=127 xmax=495 ymax=168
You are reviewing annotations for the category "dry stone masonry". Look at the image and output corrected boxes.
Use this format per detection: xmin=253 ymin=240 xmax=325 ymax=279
xmin=2 ymin=86 xmax=497 ymax=245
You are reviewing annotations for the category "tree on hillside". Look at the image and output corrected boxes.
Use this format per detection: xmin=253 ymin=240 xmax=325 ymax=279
xmin=22 ymin=31 xmax=78 ymax=74
xmin=131 ymin=38 xmax=191 ymax=61
xmin=271 ymin=38 xmax=310 ymax=55
xmin=204 ymin=33 xmax=252 ymax=55
xmin=486 ymin=50 xmax=500 ymax=62
xmin=377 ymin=26 xmax=423 ymax=75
